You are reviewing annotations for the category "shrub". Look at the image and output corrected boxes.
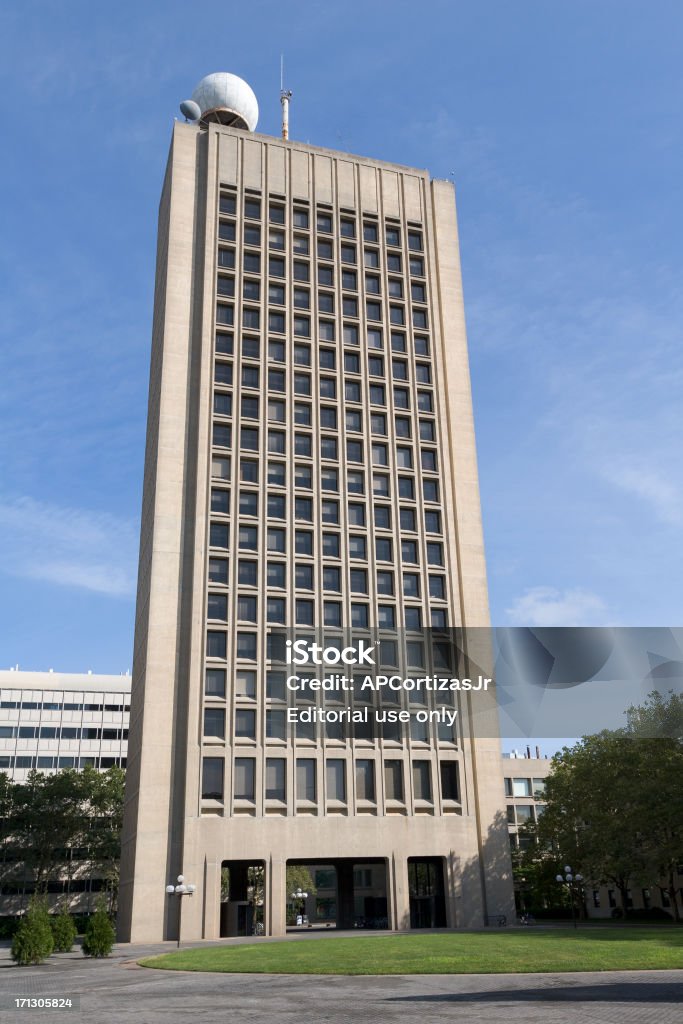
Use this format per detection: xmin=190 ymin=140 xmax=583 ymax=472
xmin=82 ymin=904 xmax=115 ymax=958
xmin=11 ymin=897 xmax=54 ymax=965
xmin=51 ymin=909 xmax=77 ymax=952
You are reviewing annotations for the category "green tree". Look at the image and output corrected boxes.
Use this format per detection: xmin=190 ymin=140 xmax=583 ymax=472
xmin=50 ymin=906 xmax=77 ymax=952
xmin=82 ymin=900 xmax=115 ymax=958
xmin=11 ymin=896 xmax=54 ymax=965
xmin=286 ymin=865 xmax=317 ymax=897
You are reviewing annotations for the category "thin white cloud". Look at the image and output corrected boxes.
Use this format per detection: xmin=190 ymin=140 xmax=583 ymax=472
xmin=603 ymin=465 xmax=683 ymax=527
xmin=505 ymin=587 xmax=609 ymax=627
xmin=0 ymin=495 xmax=137 ymax=598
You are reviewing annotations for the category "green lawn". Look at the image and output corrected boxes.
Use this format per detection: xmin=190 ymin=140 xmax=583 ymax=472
xmin=139 ymin=928 xmax=683 ymax=975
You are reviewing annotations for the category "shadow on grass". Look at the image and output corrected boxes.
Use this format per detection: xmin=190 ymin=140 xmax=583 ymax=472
xmin=388 ymin=979 xmax=683 ymax=1004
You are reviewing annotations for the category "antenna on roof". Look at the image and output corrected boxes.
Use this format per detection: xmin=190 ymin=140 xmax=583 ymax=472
xmin=280 ymin=54 xmax=292 ymax=141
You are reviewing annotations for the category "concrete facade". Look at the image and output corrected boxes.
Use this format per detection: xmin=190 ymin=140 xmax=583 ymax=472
xmin=117 ymin=119 xmax=516 ymax=942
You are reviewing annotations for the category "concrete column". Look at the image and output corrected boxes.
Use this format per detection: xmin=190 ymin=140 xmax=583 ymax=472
xmin=391 ymin=854 xmax=411 ymax=930
xmin=202 ymin=857 xmax=221 ymax=939
xmin=268 ymin=855 xmax=286 ymax=937
xmin=444 ymin=852 xmax=459 ymax=928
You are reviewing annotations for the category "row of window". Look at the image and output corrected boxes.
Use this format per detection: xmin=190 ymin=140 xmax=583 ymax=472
xmin=215 ymin=349 xmax=432 ymax=382
xmin=0 ymin=755 xmax=126 ymax=771
xmin=209 ymin=563 xmax=445 ymax=598
xmin=220 ymin=191 xmax=424 ymax=250
xmin=0 ymin=725 xmax=128 ymax=740
xmin=203 ymin=708 xmax=455 ymax=746
xmin=202 ymin=755 xmax=457 ymax=804
xmin=0 ymin=699 xmax=129 ymax=711
xmin=206 ymin=596 xmax=445 ymax=629
xmin=504 ymin=777 xmax=546 ymax=798
xmin=213 ymin=462 xmax=440 ymax=507
xmin=217 ymin=274 xmax=429 ymax=306
xmin=216 ymin=302 xmax=429 ymax=334
xmin=217 ymin=250 xmax=426 ymax=289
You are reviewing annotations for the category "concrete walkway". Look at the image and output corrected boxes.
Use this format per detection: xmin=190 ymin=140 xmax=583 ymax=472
xmin=0 ymin=938 xmax=681 ymax=1024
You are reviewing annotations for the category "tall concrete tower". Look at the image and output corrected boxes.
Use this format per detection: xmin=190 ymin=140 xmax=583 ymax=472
xmin=118 ymin=72 xmax=514 ymax=942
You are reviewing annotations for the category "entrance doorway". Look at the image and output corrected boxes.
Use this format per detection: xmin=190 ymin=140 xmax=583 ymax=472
xmin=408 ymin=857 xmax=446 ymax=928
xmin=220 ymin=860 xmax=265 ymax=936
xmin=286 ymin=859 xmax=388 ymax=930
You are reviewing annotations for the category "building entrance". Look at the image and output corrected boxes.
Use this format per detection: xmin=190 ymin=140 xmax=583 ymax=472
xmin=287 ymin=859 xmax=388 ymax=930
xmin=220 ymin=860 xmax=265 ymax=936
xmin=408 ymin=857 xmax=447 ymax=928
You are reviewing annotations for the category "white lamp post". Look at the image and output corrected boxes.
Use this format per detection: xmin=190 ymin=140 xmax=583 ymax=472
xmin=166 ymin=874 xmax=196 ymax=948
xmin=290 ymin=887 xmax=308 ymax=925
xmin=555 ymin=866 xmax=583 ymax=929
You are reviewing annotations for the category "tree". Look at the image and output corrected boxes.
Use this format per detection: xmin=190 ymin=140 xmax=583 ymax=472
xmin=286 ymin=865 xmax=317 ymax=898
xmin=82 ymin=900 xmax=115 ymax=957
xmin=535 ymin=692 xmax=683 ymax=919
xmin=11 ymin=896 xmax=54 ymax=965
xmin=51 ymin=906 xmax=77 ymax=952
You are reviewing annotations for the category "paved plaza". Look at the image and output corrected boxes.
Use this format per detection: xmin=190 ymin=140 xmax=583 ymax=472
xmin=1 ymin=938 xmax=681 ymax=1024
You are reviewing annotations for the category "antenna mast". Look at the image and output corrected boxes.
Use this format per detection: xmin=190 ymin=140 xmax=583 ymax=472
xmin=280 ymin=55 xmax=292 ymax=140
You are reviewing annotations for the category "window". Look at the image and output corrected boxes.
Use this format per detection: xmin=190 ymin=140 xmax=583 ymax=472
xmin=351 ymin=603 xmax=369 ymax=628
xmin=386 ymin=225 xmax=401 ymax=247
xmin=411 ymin=283 xmax=426 ymax=303
xmin=364 ymin=248 xmax=379 ymax=268
xmin=235 ymin=708 xmax=256 ymax=740
xmin=267 ymin=462 xmax=285 ymax=488
xmin=343 ymin=323 xmax=359 ymax=345
xmin=295 ymin=564 xmax=314 ymax=590
xmin=318 ymin=265 xmax=334 ymax=286
xmin=345 ymin=380 xmax=361 ymax=402
xmin=217 ymin=275 xmax=234 ymax=297
xmin=216 ymin=303 xmax=234 ymax=326
xmin=321 ymin=436 xmax=338 ymax=460
xmin=211 ymin=488 xmax=230 ymax=515
xmin=413 ymin=309 xmax=428 ymax=329
xmin=295 ymin=433 xmax=312 ymax=457
xmin=324 ymin=601 xmax=342 ymax=626
xmin=365 ymin=274 xmax=381 ymax=294
xmin=368 ymin=355 xmax=384 ymax=376
xmin=323 ymin=567 xmax=341 ymax=592
xmin=295 ymin=496 xmax=313 ymax=521
xmin=408 ymin=230 xmax=423 ymax=251
xmin=400 ymin=508 xmax=417 ymax=532
xmin=239 ymin=491 xmax=257 ymax=516
xmin=340 ymin=218 xmax=356 ymax=238
xmin=385 ymin=760 xmax=404 ymax=800
xmin=388 ymin=278 xmax=403 ymax=298
xmin=238 ymin=525 xmax=258 ymax=551
xmin=363 ymin=221 xmax=378 ymax=242
xmin=418 ymin=390 xmax=433 ymax=412
xmin=294 ymin=286 xmax=310 ymax=309
xmin=376 ymin=537 xmax=392 ymax=561
xmin=440 ymin=762 xmax=459 ymax=800
xmin=323 ymin=532 xmax=341 ymax=557
xmin=366 ymin=300 xmax=382 ymax=321
xmin=269 ymin=255 xmax=285 ymax=277
xmin=293 ymin=207 xmax=309 ymax=228
xmin=344 ymin=352 xmax=360 ymax=374
xmin=319 ymin=320 xmax=335 ymax=341
xmin=413 ymin=761 xmax=432 ymax=801
xmin=267 ymin=562 xmax=286 ymax=589
xmin=269 ymin=229 xmax=285 ymax=250
xmin=401 ymin=540 xmax=418 ymax=563
xmin=395 ymin=416 xmax=411 ymax=438
xmin=317 ymin=211 xmax=332 ymax=232
xmin=267 ymin=494 xmax=286 ymax=519
xmin=367 ymin=328 xmax=383 ymax=349
xmin=220 ymin=193 xmax=236 ymax=215
xmin=295 ymin=464 xmax=313 ymax=489
xmin=202 ymin=758 xmax=224 ymax=800
xmin=405 ymin=607 xmax=422 ymax=630
xmin=396 ymin=447 xmax=413 ymax=469
xmin=244 ymin=197 xmax=261 ymax=219
xmin=378 ymin=605 xmax=396 ymax=629
xmin=268 ymin=311 xmax=285 ymax=333
xmin=294 ymin=316 xmax=310 ymax=338
xmin=267 ymin=670 xmax=286 ymax=701
xmin=348 ymin=503 xmax=366 ymax=526
xmin=265 ymin=710 xmax=286 ymax=741
xmin=319 ymin=291 xmax=334 ymax=313
xmin=327 ymin=759 xmax=346 ymax=801
xmin=294 ymin=402 xmax=311 ymax=426
xmin=318 ymin=239 xmax=333 ymax=260
xmin=394 ymin=387 xmax=409 ymax=409
xmin=296 ymin=600 xmax=314 ymax=625
xmin=218 ymin=222 xmax=236 ymax=242
xmin=402 ymin=573 xmax=420 ymax=598
xmin=422 ymin=450 xmax=438 ymax=473
xmin=207 ymin=593 xmax=227 ymax=620
xmin=241 ymin=396 xmax=259 ymax=419
xmin=321 ymin=406 xmax=337 ymax=429
xmin=269 ymin=203 xmax=285 ymax=224
xmin=347 ymin=470 xmax=364 ymax=494
xmin=349 ymin=534 xmax=366 ymax=558
xmin=205 ymin=668 xmax=226 ymax=697
xmin=343 ymin=296 xmax=358 ymax=317
xmin=210 ymin=522 xmax=229 ymax=549
xmin=347 ymin=439 xmax=363 ymax=463
xmin=322 ymin=467 xmax=339 ymax=491
xmin=244 ymin=224 xmax=261 ymax=247
xmin=340 ymin=569 xmax=364 ymax=597
xmin=425 ymin=511 xmax=441 ymax=534
xmin=393 ymin=359 xmax=408 ymax=380
xmin=267 ymin=399 xmax=285 ymax=423
xmin=209 ymin=557 xmax=228 ymax=584
xmin=512 ymin=778 xmax=532 ymax=797
xmin=320 ymin=377 xmax=336 ymax=399
xmin=206 ymin=630 xmax=226 ymax=659
xmin=416 ymin=363 xmax=432 ymax=384
xmin=342 ymin=269 xmax=357 ymax=290
xmin=374 ymin=505 xmax=391 ymax=530
xmin=322 ymin=500 xmax=339 ymax=524
xmin=320 ymin=348 xmax=336 ymax=370
xmin=243 ymin=278 xmax=260 ymax=302
xmin=427 ymin=542 xmax=444 ymax=566
xmin=237 ymin=595 xmax=257 ymax=622
xmin=212 ymin=455 xmax=231 ymax=481
xmin=296 ymin=759 xmax=317 ymax=801
xmin=356 ymin=760 xmax=375 ymax=801
xmin=266 ymin=759 xmax=286 ymax=800
xmin=369 ymin=384 xmax=385 ymax=405
xmin=341 ymin=244 xmax=356 ymax=264
xmin=429 ymin=575 xmax=446 ymax=600
xmin=234 ymin=758 xmax=255 ymax=800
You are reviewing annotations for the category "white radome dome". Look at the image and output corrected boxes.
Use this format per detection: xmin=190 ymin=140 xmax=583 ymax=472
xmin=190 ymin=72 xmax=259 ymax=131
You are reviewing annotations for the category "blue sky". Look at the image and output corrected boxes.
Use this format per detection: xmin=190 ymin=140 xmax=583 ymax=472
xmin=1 ymin=0 xmax=682 ymax=687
